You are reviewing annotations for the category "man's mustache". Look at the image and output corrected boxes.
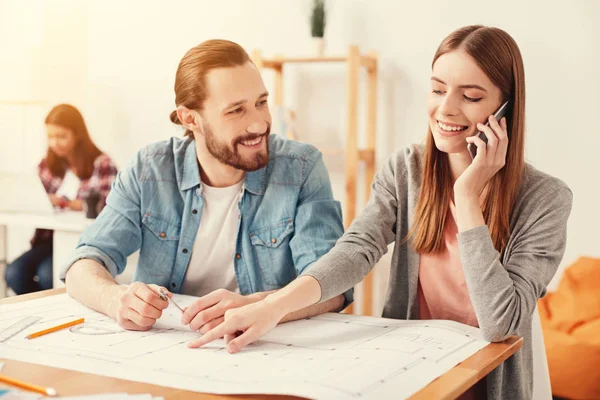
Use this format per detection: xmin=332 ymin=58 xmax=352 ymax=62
xmin=234 ymin=123 xmax=271 ymax=145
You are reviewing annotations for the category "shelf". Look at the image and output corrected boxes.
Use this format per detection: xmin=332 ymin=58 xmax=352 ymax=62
xmin=259 ymin=55 xmax=377 ymax=71
xmin=253 ymin=46 xmax=378 ymax=316
xmin=265 ymin=56 xmax=346 ymax=66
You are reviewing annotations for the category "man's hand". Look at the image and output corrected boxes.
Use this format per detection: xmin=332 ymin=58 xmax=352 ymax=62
xmin=114 ymin=282 xmax=171 ymax=331
xmin=181 ymin=289 xmax=263 ymax=334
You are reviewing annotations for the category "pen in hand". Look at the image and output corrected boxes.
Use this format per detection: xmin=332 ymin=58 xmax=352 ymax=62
xmin=159 ymin=289 xmax=184 ymax=314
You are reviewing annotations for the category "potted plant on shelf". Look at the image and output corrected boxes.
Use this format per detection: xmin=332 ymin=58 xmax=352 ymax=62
xmin=310 ymin=0 xmax=326 ymax=56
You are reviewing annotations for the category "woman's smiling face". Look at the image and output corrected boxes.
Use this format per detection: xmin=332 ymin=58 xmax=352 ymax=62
xmin=427 ymin=50 xmax=504 ymax=155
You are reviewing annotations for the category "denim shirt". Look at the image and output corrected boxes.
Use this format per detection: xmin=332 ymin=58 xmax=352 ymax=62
xmin=61 ymin=135 xmax=353 ymax=306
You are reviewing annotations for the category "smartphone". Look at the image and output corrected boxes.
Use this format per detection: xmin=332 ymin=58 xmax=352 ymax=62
xmin=468 ymin=101 xmax=510 ymax=160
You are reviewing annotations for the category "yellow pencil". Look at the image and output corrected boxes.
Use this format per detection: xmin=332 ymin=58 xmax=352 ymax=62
xmin=0 ymin=374 xmax=57 ymax=396
xmin=26 ymin=318 xmax=84 ymax=339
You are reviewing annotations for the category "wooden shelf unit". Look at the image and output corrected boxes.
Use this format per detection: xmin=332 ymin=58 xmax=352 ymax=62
xmin=252 ymin=46 xmax=378 ymax=316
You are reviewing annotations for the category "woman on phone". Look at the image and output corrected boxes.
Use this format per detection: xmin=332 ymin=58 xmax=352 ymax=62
xmin=190 ymin=25 xmax=572 ymax=399
xmin=4 ymin=104 xmax=117 ymax=295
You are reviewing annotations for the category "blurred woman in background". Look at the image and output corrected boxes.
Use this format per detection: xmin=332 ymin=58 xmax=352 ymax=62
xmin=4 ymin=104 xmax=117 ymax=294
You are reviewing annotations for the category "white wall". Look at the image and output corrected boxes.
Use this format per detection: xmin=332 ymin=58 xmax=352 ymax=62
xmin=1 ymin=0 xmax=89 ymax=265
xmin=2 ymin=0 xmax=599 ymax=308
xmin=1 ymin=0 xmax=88 ymax=173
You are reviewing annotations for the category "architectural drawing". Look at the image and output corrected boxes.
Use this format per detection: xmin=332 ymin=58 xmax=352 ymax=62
xmin=0 ymin=294 xmax=489 ymax=399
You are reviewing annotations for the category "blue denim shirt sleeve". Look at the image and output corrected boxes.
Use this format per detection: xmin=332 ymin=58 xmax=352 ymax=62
xmin=290 ymin=152 xmax=354 ymax=308
xmin=59 ymin=151 xmax=144 ymax=280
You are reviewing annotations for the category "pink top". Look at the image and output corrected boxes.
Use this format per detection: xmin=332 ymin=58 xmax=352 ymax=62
xmin=418 ymin=202 xmax=478 ymax=327
xmin=418 ymin=203 xmax=486 ymax=399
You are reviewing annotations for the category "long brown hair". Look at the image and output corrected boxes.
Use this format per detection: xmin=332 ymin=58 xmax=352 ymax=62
xmin=409 ymin=25 xmax=526 ymax=254
xmin=169 ymin=39 xmax=253 ymax=138
xmin=45 ymin=104 xmax=102 ymax=180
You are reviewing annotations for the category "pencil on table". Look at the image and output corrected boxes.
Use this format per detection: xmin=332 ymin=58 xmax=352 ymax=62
xmin=26 ymin=318 xmax=85 ymax=339
xmin=0 ymin=374 xmax=57 ymax=396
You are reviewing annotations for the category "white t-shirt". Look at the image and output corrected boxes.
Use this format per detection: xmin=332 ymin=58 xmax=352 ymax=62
xmin=55 ymin=169 xmax=80 ymax=200
xmin=181 ymin=180 xmax=243 ymax=297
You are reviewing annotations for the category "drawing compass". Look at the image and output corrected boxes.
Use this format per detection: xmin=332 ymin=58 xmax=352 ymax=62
xmin=159 ymin=289 xmax=185 ymax=314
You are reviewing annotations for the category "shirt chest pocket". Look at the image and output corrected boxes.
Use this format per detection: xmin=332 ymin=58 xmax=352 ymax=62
xmin=250 ymin=218 xmax=295 ymax=286
xmin=140 ymin=213 xmax=181 ymax=279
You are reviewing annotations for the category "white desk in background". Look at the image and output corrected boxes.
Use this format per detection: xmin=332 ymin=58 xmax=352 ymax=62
xmin=0 ymin=211 xmax=138 ymax=293
xmin=0 ymin=211 xmax=93 ymax=289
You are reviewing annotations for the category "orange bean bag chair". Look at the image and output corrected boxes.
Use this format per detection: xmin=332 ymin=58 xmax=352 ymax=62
xmin=539 ymin=257 xmax=600 ymax=399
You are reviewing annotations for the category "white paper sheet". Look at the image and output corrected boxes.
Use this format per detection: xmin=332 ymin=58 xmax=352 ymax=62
xmin=0 ymin=294 xmax=489 ymax=399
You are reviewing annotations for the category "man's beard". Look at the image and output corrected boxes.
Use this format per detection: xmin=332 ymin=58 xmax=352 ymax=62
xmin=203 ymin=122 xmax=270 ymax=172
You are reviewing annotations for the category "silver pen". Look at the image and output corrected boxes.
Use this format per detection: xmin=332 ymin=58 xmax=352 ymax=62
xmin=159 ymin=289 xmax=184 ymax=314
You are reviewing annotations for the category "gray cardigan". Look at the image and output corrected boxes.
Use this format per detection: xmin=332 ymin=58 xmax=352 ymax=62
xmin=304 ymin=144 xmax=573 ymax=399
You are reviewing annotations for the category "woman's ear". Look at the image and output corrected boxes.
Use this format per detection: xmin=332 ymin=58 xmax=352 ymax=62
xmin=177 ymin=106 xmax=201 ymax=132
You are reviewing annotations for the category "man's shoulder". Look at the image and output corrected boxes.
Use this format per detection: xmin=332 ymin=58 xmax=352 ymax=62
xmin=267 ymin=134 xmax=321 ymax=163
xmin=138 ymin=136 xmax=190 ymax=158
xmin=131 ymin=136 xmax=193 ymax=167
xmin=129 ymin=136 xmax=192 ymax=180
xmin=260 ymin=135 xmax=327 ymax=189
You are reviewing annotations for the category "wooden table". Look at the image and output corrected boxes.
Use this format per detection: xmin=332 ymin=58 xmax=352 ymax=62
xmin=0 ymin=289 xmax=523 ymax=399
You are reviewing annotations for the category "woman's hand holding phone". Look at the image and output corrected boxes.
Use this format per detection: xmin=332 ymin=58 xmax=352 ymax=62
xmin=467 ymin=101 xmax=509 ymax=160
xmin=454 ymin=115 xmax=509 ymax=200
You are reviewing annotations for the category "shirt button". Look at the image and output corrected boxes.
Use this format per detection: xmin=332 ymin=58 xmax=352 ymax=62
xmin=236 ymin=254 xmax=241 ymax=259
xmin=182 ymin=248 xmax=188 ymax=254
xmin=170 ymin=282 xmax=176 ymax=289
xmin=271 ymin=238 xmax=277 ymax=244
xmin=192 ymin=209 xmax=198 ymax=215
xmin=159 ymin=232 xmax=166 ymax=238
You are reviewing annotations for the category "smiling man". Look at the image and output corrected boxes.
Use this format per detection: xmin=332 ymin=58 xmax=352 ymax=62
xmin=63 ymin=40 xmax=351 ymax=333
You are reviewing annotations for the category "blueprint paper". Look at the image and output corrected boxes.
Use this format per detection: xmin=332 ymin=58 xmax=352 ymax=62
xmin=0 ymin=294 xmax=489 ymax=399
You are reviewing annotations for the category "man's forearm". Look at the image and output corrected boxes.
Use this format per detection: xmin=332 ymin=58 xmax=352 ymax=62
xmin=65 ymin=259 xmax=125 ymax=319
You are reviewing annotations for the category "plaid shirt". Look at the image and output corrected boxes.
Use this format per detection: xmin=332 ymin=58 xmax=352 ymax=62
xmin=33 ymin=153 xmax=118 ymax=246
xmin=38 ymin=153 xmax=118 ymax=205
